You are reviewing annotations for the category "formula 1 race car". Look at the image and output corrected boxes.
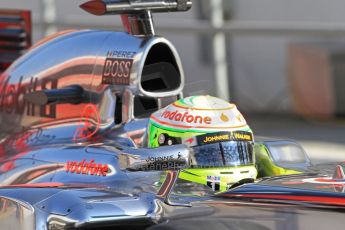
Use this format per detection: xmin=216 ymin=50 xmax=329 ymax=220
xmin=0 ymin=1 xmax=345 ymax=230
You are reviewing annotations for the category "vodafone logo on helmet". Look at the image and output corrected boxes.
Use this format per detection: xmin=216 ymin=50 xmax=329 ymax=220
xmin=150 ymin=96 xmax=249 ymax=131
xmin=161 ymin=110 xmax=212 ymax=124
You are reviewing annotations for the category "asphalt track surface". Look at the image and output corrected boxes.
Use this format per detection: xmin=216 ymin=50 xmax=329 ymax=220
xmin=248 ymin=114 xmax=345 ymax=164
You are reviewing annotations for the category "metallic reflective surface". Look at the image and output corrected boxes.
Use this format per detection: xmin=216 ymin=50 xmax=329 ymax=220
xmin=0 ymin=30 xmax=184 ymax=143
xmin=81 ymin=0 xmax=192 ymax=36
xmin=1 ymin=1 xmax=345 ymax=230
xmin=124 ymin=10 xmax=156 ymax=35
xmin=80 ymin=0 xmax=193 ymax=15
xmin=119 ymin=144 xmax=191 ymax=171
xmin=0 ymin=15 xmax=187 ymax=227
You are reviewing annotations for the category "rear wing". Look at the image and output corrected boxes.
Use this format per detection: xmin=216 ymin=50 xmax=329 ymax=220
xmin=0 ymin=9 xmax=31 ymax=73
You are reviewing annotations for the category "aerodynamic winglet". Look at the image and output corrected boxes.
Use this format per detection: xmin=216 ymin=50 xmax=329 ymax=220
xmin=80 ymin=0 xmax=192 ymax=15
xmin=80 ymin=0 xmax=192 ymax=35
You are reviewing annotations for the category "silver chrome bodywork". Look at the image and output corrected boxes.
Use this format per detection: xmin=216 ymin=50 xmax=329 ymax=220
xmin=2 ymin=1 xmax=345 ymax=230
xmin=103 ymin=0 xmax=192 ymax=14
xmin=0 ymin=140 xmax=192 ymax=229
xmin=0 ymin=2 xmax=189 ymax=228
xmin=0 ymin=30 xmax=184 ymax=143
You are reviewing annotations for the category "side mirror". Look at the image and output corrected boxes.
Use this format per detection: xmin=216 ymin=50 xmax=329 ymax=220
xmin=118 ymin=144 xmax=191 ymax=171
xmin=119 ymin=144 xmax=193 ymax=207
xmin=24 ymin=85 xmax=86 ymax=105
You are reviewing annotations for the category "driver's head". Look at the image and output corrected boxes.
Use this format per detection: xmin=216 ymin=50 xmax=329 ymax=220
xmin=147 ymin=95 xmax=257 ymax=192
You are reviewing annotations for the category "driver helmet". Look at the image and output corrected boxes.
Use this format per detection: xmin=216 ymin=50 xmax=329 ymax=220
xmin=147 ymin=95 xmax=257 ymax=192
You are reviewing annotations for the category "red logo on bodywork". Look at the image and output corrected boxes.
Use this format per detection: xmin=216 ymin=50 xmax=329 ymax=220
xmin=73 ymin=104 xmax=100 ymax=141
xmin=65 ymin=159 xmax=108 ymax=176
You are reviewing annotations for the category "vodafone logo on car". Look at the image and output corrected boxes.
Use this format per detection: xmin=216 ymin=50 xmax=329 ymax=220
xmin=65 ymin=159 xmax=108 ymax=176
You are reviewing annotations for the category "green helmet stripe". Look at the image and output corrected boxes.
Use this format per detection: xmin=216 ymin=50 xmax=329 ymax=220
xmin=189 ymin=96 xmax=198 ymax=106
xmin=150 ymin=120 xmax=211 ymax=133
xmin=150 ymin=119 xmax=252 ymax=134
xmin=176 ymin=97 xmax=190 ymax=106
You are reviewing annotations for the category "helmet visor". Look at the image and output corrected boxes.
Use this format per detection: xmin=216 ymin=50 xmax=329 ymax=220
xmin=191 ymin=141 xmax=254 ymax=167
xmin=151 ymin=129 xmax=254 ymax=168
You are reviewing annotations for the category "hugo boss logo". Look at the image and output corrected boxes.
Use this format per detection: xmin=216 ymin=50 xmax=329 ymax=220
xmin=65 ymin=159 xmax=108 ymax=176
xmin=102 ymin=57 xmax=133 ymax=85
